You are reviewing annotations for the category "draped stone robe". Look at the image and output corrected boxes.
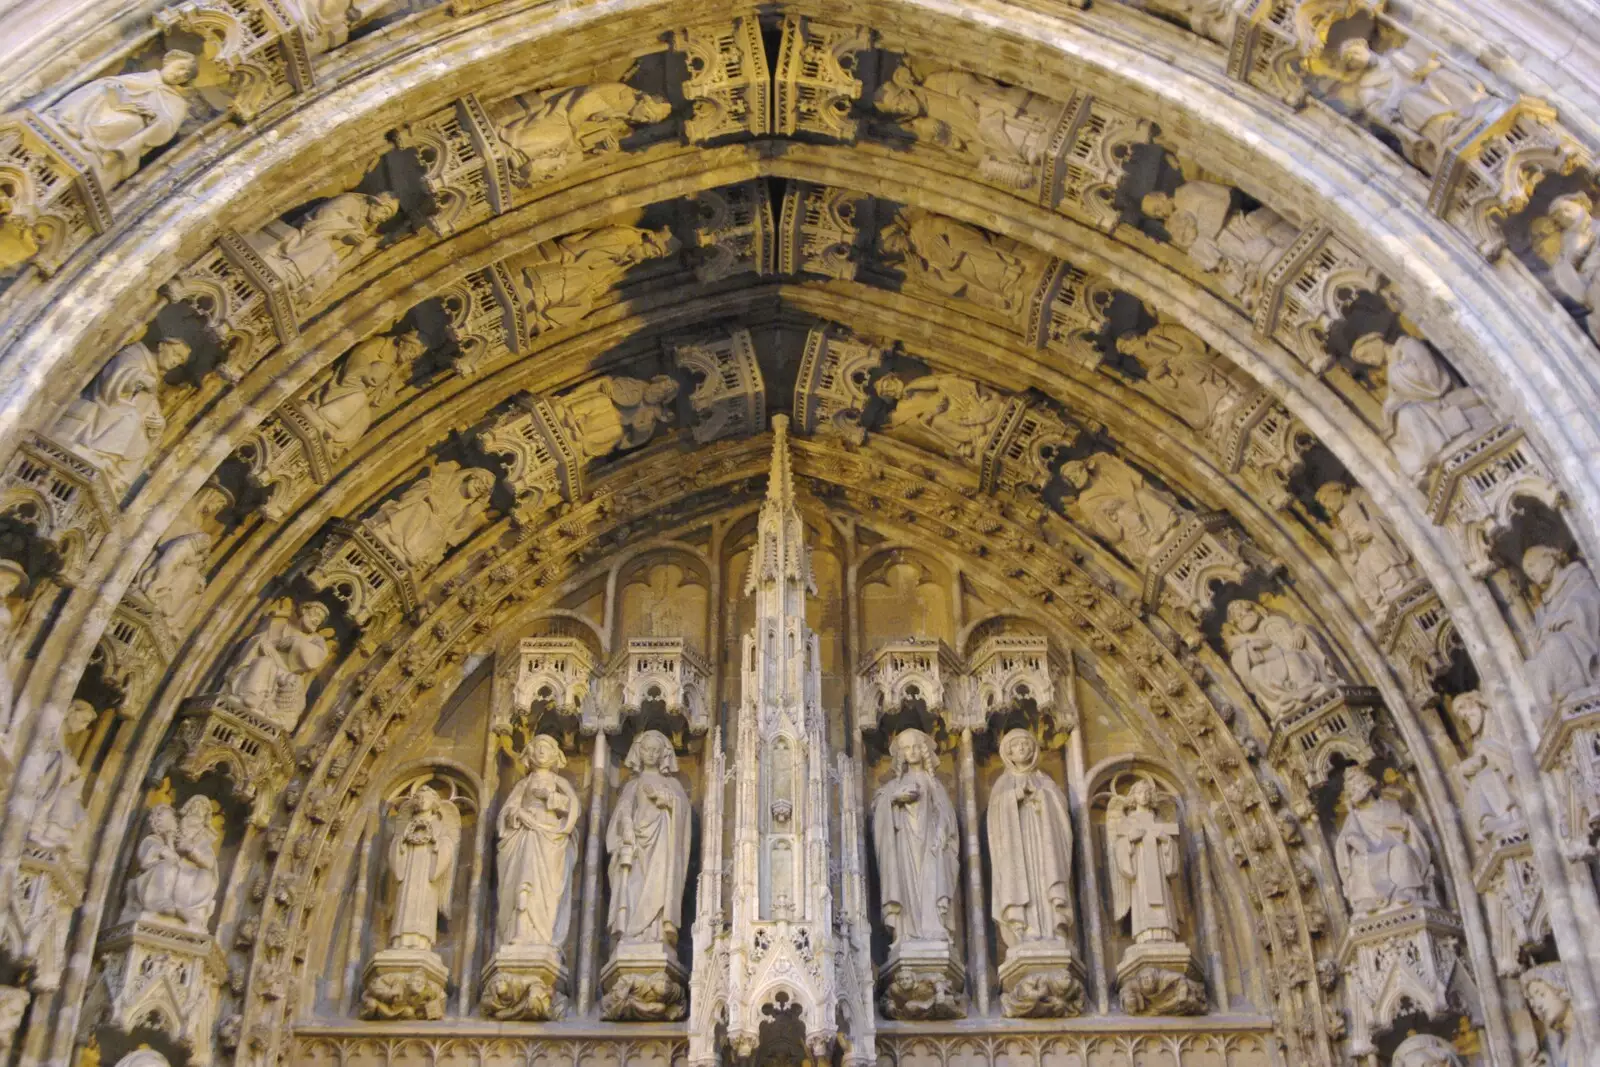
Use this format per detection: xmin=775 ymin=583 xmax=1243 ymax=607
xmin=496 ymin=767 xmax=581 ymax=949
xmin=872 ymin=759 xmax=960 ymax=944
xmin=987 ymin=762 xmax=1075 ymax=947
xmin=606 ymin=766 xmax=691 ymax=946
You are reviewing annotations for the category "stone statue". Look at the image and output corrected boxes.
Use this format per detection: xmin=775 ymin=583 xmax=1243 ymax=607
xmin=1391 ymin=1034 xmax=1463 ymax=1067
xmin=550 ymin=375 xmax=679 ymax=462
xmin=131 ymin=483 xmax=229 ymax=630
xmin=218 ymin=600 xmax=333 ymax=730
xmin=874 ymin=63 xmax=1057 ymax=189
xmin=1141 ymin=180 xmax=1296 ymax=305
xmin=367 ymin=461 xmax=495 ymax=572
xmin=1522 ymin=546 xmax=1600 ymax=706
xmin=1331 ymin=39 xmax=1492 ymax=173
xmin=517 ymin=226 xmax=678 ymax=334
xmin=1116 ymin=323 xmax=1241 ymax=433
xmin=301 ymin=332 xmax=421 ymax=461
xmin=880 ymin=208 xmax=1034 ymax=316
xmin=112 ymin=1052 xmax=173 ymax=1067
xmin=18 ymin=699 xmax=96 ymax=861
xmin=1060 ymin=455 xmax=1183 ymax=562
xmin=1350 ymin=333 xmax=1494 ymax=481
xmin=1532 ymin=192 xmax=1600 ymax=344
xmin=47 ymin=51 xmax=198 ymax=187
xmin=387 ymin=785 xmax=461 ymax=951
xmin=1107 ymin=778 xmax=1184 ymax=943
xmin=254 ymin=192 xmax=399 ymax=302
xmin=874 ymin=372 xmax=1008 ymax=459
xmin=496 ymin=735 xmax=581 ymax=949
xmin=1137 ymin=0 xmax=1236 ymax=42
xmin=1522 ymin=962 xmax=1588 ymax=1067
xmin=52 ymin=337 xmax=191 ymax=496
xmin=1314 ymin=482 xmax=1419 ymax=615
xmin=495 ymin=84 xmax=673 ymax=187
xmin=291 ymin=0 xmax=399 ymax=53
xmin=123 ymin=795 xmax=222 ymax=930
xmin=607 ymin=730 xmax=691 ymax=948
xmin=1224 ymin=600 xmax=1342 ymax=720
xmin=1334 ymin=767 xmax=1436 ymax=916
xmin=1452 ymin=691 xmax=1525 ymax=846
xmin=871 ymin=728 xmax=959 ymax=944
xmin=986 ymin=730 xmax=1074 ymax=948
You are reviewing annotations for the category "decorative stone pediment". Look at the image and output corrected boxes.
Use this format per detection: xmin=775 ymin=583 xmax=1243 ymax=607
xmin=671 ymin=17 xmax=770 ymax=143
xmin=170 ymin=696 xmax=296 ymax=825
xmin=1472 ymin=829 xmax=1548 ymax=977
xmin=965 ymin=635 xmax=1073 ymax=733
xmin=0 ymin=110 xmax=110 ymax=277
xmin=1264 ymin=685 xmax=1381 ymax=793
xmin=688 ymin=182 xmax=776 ymax=282
xmin=1338 ymin=903 xmax=1468 ymax=1057
xmin=92 ymin=916 xmax=227 ymax=1065
xmin=1535 ymin=687 xmax=1600 ymax=857
xmin=773 ymin=17 xmax=873 ymax=140
xmin=855 ymin=638 xmax=963 ymax=731
xmin=779 ymin=182 xmax=872 ymax=280
xmin=1423 ymin=422 xmax=1564 ymax=578
xmin=1 ymin=845 xmax=84 ymax=993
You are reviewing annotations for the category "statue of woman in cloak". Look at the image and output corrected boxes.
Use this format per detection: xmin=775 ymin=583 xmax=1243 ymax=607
xmin=1350 ymin=333 xmax=1493 ymax=481
xmin=496 ymin=735 xmax=581 ymax=950
xmin=986 ymin=730 xmax=1074 ymax=948
xmin=871 ymin=728 xmax=960 ymax=945
xmin=606 ymin=730 xmax=691 ymax=947
xmin=48 ymin=51 xmax=198 ymax=187
xmin=1521 ymin=546 xmax=1600 ymax=705
xmin=387 ymin=785 xmax=461 ymax=950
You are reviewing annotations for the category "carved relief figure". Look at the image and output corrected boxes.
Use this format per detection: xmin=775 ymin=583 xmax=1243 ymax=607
xmin=517 ymin=226 xmax=677 ymax=334
xmin=1452 ymin=691 xmax=1525 ymax=846
xmin=1107 ymin=779 xmax=1184 ymax=943
xmin=301 ymin=332 xmax=421 ymax=461
xmin=1141 ymin=180 xmax=1296 ymax=304
xmin=874 ymin=372 xmax=1008 ymax=459
xmin=1521 ymin=546 xmax=1600 ymax=706
xmin=387 ymin=785 xmax=461 ymax=950
xmin=1331 ymin=40 xmax=1492 ymax=172
xmin=1314 ymin=482 xmax=1419 ymax=615
xmin=47 ymin=51 xmax=198 ymax=187
xmin=52 ymin=337 xmax=191 ymax=495
xmin=292 ymin=0 xmax=400 ymax=53
xmin=131 ymin=483 xmax=229 ymax=630
xmin=880 ymin=208 xmax=1034 ymax=316
xmin=219 ymin=600 xmax=332 ymax=730
xmin=18 ymin=700 xmax=96 ymax=861
xmin=872 ymin=729 xmax=960 ymax=944
xmin=367 ymin=461 xmax=495 ymax=572
xmin=496 ymin=735 xmax=581 ymax=949
xmin=1334 ymin=767 xmax=1436 ymax=916
xmin=1350 ymin=333 xmax=1494 ymax=480
xmin=495 ymin=84 xmax=673 ymax=187
xmin=1224 ymin=601 xmax=1341 ymax=719
xmin=550 ymin=376 xmax=679 ymax=461
xmin=254 ymin=192 xmax=399 ymax=301
xmin=986 ymin=730 xmax=1074 ymax=947
xmin=606 ymin=731 xmax=691 ymax=947
xmin=1532 ymin=192 xmax=1600 ymax=343
xmin=1391 ymin=1034 xmax=1464 ymax=1067
xmin=1116 ymin=323 xmax=1241 ymax=433
xmin=123 ymin=795 xmax=221 ymax=930
xmin=874 ymin=63 xmax=1057 ymax=189
xmin=1138 ymin=0 xmax=1236 ymax=41
xmin=1060 ymin=455 xmax=1183 ymax=562
xmin=1522 ymin=962 xmax=1588 ymax=1067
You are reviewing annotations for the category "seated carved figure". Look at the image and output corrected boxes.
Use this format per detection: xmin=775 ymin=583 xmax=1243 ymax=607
xmin=1533 ymin=192 xmax=1600 ymax=344
xmin=367 ymin=462 xmax=495 ymax=572
xmin=874 ymin=62 xmax=1057 ymax=189
xmin=1224 ymin=601 xmax=1341 ymax=719
xmin=1314 ymin=482 xmax=1419 ymax=615
xmin=1521 ymin=546 xmax=1600 ymax=706
xmin=517 ymin=226 xmax=677 ymax=333
xmin=253 ymin=192 xmax=400 ymax=302
xmin=1060 ymin=455 xmax=1182 ymax=562
xmin=220 ymin=600 xmax=333 ymax=729
xmin=880 ymin=208 xmax=1036 ymax=316
xmin=1334 ymin=767 xmax=1436 ymax=916
xmin=122 ymin=796 xmax=222 ymax=930
xmin=875 ymin=372 xmax=1008 ymax=459
xmin=300 ymin=333 xmax=420 ymax=461
xmin=47 ymin=51 xmax=198 ymax=187
xmin=1141 ymin=180 xmax=1296 ymax=306
xmin=495 ymin=84 xmax=673 ymax=187
xmin=550 ymin=375 xmax=679 ymax=461
xmin=1350 ymin=333 xmax=1494 ymax=481
xmin=1331 ymin=39 xmax=1494 ymax=174
xmin=52 ymin=337 xmax=190 ymax=496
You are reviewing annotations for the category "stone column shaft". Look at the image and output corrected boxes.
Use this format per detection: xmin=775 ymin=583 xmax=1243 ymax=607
xmin=958 ymin=727 xmax=990 ymax=1014
xmin=575 ymin=730 xmax=610 ymax=1014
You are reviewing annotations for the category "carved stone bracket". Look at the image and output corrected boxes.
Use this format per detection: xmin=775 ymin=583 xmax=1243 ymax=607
xmin=670 ymin=328 xmax=767 ymax=444
xmin=1035 ymin=262 xmax=1118 ymax=364
xmin=671 ymin=17 xmax=770 ymax=143
xmin=997 ymin=940 xmax=1085 ymax=1017
xmin=509 ymin=636 xmax=598 ymax=732
xmin=1535 ymin=687 xmax=1600 ymax=857
xmin=154 ymin=0 xmax=314 ymax=122
xmin=617 ymin=637 xmax=711 ymax=734
xmin=1212 ymin=392 xmax=1313 ymax=511
xmin=91 ymin=917 xmax=226 ymax=1066
xmin=1223 ymin=0 xmax=1374 ymax=106
xmin=793 ymin=324 xmax=888 ymax=440
xmin=171 ymin=695 xmax=296 ymax=825
xmin=773 ymin=17 xmax=872 ymax=141
xmin=855 ymin=638 xmax=964 ymax=733
xmin=689 ymin=182 xmax=776 ymax=282
xmin=779 ymin=182 xmax=872 ymax=280
xmin=599 ymin=942 xmax=687 ymax=1021
xmin=235 ymin=396 xmax=336 ymax=521
xmin=478 ymin=395 xmax=582 ymax=516
xmin=1115 ymin=940 xmax=1206 ymax=1016
xmin=1253 ymin=225 xmax=1386 ymax=374
xmin=1423 ymin=422 xmax=1564 ymax=578
xmin=979 ymin=398 xmax=1081 ymax=497
xmin=394 ymin=94 xmax=511 ymax=237
xmin=1375 ymin=583 xmax=1459 ymax=702
xmin=1265 ymin=685 xmax=1381 ymax=794
xmin=440 ymin=262 xmax=523 ymax=377
xmin=1 ymin=846 xmax=84 ymax=993
xmin=1471 ymin=829 xmax=1549 ymax=977
xmin=1337 ymin=903 xmax=1467 ymax=1056
xmin=880 ymin=939 xmax=965 ymax=1020
xmin=0 ymin=432 xmax=117 ymax=583
xmin=161 ymin=230 xmax=298 ymax=382
xmin=0 ymin=110 xmax=110 ymax=276
xmin=1047 ymin=97 xmax=1153 ymax=229
xmin=363 ymin=946 xmax=450 ymax=1021
xmin=303 ymin=519 xmax=420 ymax=634
xmin=96 ymin=596 xmax=179 ymax=719
xmin=1142 ymin=512 xmax=1251 ymax=619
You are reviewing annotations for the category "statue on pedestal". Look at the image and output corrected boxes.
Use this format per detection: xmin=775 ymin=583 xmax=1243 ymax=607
xmin=1334 ymin=767 xmax=1436 ymax=917
xmin=47 ymin=51 xmax=198 ymax=187
xmin=218 ymin=600 xmax=332 ymax=731
xmin=1224 ymin=601 xmax=1341 ymax=720
xmin=1106 ymin=776 xmax=1205 ymax=1014
xmin=362 ymin=784 xmax=461 ymax=1021
xmin=123 ymin=796 xmax=221 ymax=931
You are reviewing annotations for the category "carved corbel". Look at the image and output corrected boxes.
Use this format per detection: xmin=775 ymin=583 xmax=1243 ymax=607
xmin=1142 ymin=513 xmax=1253 ymax=619
xmin=439 ymin=262 xmax=523 ymax=377
xmin=1535 ymin=687 xmax=1600 ymax=858
xmin=671 ymin=17 xmax=771 ymax=143
xmin=669 ymin=327 xmax=767 ymax=443
xmin=616 ymin=637 xmax=712 ymax=734
xmin=507 ymin=635 xmax=600 ymax=735
xmin=1253 ymin=225 xmax=1388 ymax=374
xmin=0 ymin=110 xmax=111 ymax=276
xmin=478 ymin=395 xmax=583 ymax=519
xmin=773 ymin=17 xmax=873 ymax=140
xmin=160 ymin=231 xmax=299 ymax=382
xmin=792 ymin=323 xmax=890 ymax=442
xmin=853 ymin=638 xmax=963 ymax=734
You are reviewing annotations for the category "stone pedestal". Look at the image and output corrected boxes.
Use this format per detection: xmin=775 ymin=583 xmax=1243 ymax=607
xmin=1338 ymin=903 xmax=1465 ymax=1056
xmin=600 ymin=941 xmax=688 ymax=1021
xmin=93 ymin=916 xmax=226 ymax=1066
xmin=1115 ymin=940 xmax=1206 ymax=1016
xmin=360 ymin=947 xmax=449 ymax=1021
xmin=997 ymin=940 xmax=1085 ymax=1018
xmin=879 ymin=939 xmax=964 ymax=1020
xmin=479 ymin=942 xmax=567 ymax=1021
